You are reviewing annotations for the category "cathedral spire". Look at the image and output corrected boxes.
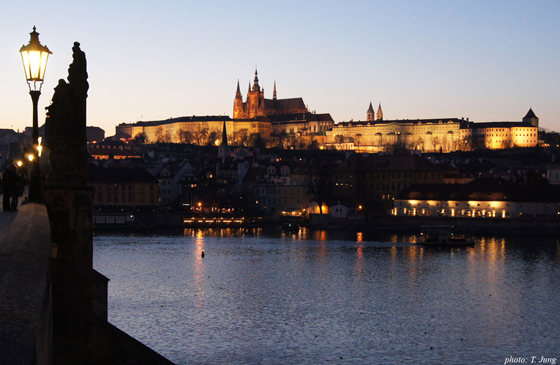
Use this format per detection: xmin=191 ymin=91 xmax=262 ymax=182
xmin=367 ymin=101 xmax=375 ymax=121
xmin=252 ymin=68 xmax=260 ymax=92
xmin=273 ymin=80 xmax=277 ymax=100
xmin=233 ymin=79 xmax=245 ymax=119
xmin=376 ymin=103 xmax=383 ymax=121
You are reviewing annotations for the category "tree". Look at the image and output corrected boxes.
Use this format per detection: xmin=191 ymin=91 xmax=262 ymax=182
xmin=305 ymin=154 xmax=333 ymax=215
xmin=175 ymin=128 xmax=192 ymax=144
xmin=207 ymin=131 xmax=219 ymax=146
xmin=540 ymin=127 xmax=560 ymax=147
xmin=235 ymin=128 xmax=249 ymax=145
xmin=248 ymin=133 xmax=266 ymax=149
xmin=335 ymin=134 xmax=344 ymax=144
xmin=133 ymin=132 xmax=147 ymax=145
xmin=154 ymin=127 xmax=165 ymax=143
xmin=163 ymin=130 xmax=171 ymax=143
xmin=416 ymin=137 xmax=424 ymax=152
xmin=308 ymin=139 xmax=320 ymax=150
xmin=285 ymin=134 xmax=297 ymax=149
xmin=354 ymin=133 xmax=363 ymax=152
xmin=193 ymin=123 xmax=209 ymax=146
xmin=270 ymin=131 xmax=288 ymax=149
xmin=431 ymin=136 xmax=440 ymax=152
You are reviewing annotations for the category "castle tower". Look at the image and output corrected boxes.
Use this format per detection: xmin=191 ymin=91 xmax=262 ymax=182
xmin=522 ymin=108 xmax=539 ymax=128
xmin=376 ymin=103 xmax=383 ymax=120
xmin=233 ymin=80 xmax=245 ymax=119
xmin=252 ymin=69 xmax=260 ymax=92
xmin=246 ymin=69 xmax=264 ymax=118
xmin=273 ymin=80 xmax=277 ymax=100
xmin=367 ymin=102 xmax=375 ymax=121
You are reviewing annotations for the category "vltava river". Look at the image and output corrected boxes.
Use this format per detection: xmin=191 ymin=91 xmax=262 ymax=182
xmin=93 ymin=228 xmax=560 ymax=365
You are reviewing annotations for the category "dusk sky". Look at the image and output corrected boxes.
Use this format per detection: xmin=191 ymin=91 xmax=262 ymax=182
xmin=2 ymin=0 xmax=559 ymax=136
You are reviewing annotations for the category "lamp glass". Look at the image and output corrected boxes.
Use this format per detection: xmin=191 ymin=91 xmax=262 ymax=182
xmin=20 ymin=27 xmax=52 ymax=87
xmin=21 ymin=49 xmax=50 ymax=81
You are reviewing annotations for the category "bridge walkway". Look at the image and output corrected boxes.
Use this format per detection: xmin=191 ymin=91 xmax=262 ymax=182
xmin=0 ymin=187 xmax=27 ymax=243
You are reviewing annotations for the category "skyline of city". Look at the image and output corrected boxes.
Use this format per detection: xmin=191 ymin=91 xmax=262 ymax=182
xmin=1 ymin=1 xmax=559 ymax=135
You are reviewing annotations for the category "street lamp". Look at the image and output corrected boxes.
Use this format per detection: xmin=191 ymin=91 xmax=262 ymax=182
xmin=20 ymin=26 xmax=51 ymax=201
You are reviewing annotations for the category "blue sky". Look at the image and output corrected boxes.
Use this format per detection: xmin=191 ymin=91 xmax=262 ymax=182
xmin=1 ymin=0 xmax=559 ymax=135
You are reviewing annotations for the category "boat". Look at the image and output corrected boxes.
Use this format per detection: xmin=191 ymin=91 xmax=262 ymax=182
xmin=418 ymin=225 xmax=474 ymax=246
xmin=281 ymin=222 xmax=300 ymax=231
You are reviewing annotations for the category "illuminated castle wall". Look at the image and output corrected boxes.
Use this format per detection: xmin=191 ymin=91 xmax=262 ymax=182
xmin=325 ymin=106 xmax=539 ymax=152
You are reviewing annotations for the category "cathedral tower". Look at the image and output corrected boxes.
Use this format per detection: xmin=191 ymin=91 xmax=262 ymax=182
xmin=367 ymin=102 xmax=375 ymax=121
xmin=246 ymin=69 xmax=265 ymax=118
xmin=376 ymin=103 xmax=383 ymax=121
xmin=233 ymin=69 xmax=307 ymax=119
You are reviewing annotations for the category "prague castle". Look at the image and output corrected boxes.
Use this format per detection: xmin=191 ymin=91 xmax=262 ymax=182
xmin=325 ymin=104 xmax=539 ymax=152
xmin=116 ymin=70 xmax=334 ymax=147
xmin=116 ymin=69 xmax=538 ymax=152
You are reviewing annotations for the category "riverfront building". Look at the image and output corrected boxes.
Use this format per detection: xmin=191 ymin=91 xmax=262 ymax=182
xmin=332 ymin=153 xmax=453 ymax=213
xmin=87 ymin=140 xmax=142 ymax=160
xmin=393 ymin=178 xmax=560 ymax=218
xmin=88 ymin=166 xmax=160 ymax=207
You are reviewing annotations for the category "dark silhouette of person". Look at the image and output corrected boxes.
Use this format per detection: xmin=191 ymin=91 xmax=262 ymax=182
xmin=201 ymin=251 xmax=205 ymax=258
xmin=2 ymin=164 xmax=19 ymax=212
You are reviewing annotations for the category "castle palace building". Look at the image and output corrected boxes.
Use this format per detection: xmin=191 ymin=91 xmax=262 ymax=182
xmin=116 ymin=69 xmax=334 ymax=148
xmin=325 ymin=104 xmax=539 ymax=153
xmin=116 ymin=115 xmax=271 ymax=145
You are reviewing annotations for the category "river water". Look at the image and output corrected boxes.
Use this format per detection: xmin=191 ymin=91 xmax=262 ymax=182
xmin=93 ymin=228 xmax=560 ymax=365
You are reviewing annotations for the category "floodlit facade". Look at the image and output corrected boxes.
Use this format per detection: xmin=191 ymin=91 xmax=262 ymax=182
xmin=325 ymin=107 xmax=539 ymax=152
xmin=116 ymin=115 xmax=272 ymax=145
xmin=116 ymin=70 xmax=334 ymax=147
xmin=393 ymin=199 xmax=558 ymax=218
xmin=394 ymin=179 xmax=560 ymax=219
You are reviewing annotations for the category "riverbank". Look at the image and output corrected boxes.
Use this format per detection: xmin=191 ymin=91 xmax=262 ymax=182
xmin=308 ymin=214 xmax=560 ymax=235
xmin=92 ymin=209 xmax=560 ymax=236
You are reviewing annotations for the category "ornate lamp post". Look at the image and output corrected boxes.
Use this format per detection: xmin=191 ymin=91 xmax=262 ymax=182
xmin=20 ymin=26 xmax=52 ymax=201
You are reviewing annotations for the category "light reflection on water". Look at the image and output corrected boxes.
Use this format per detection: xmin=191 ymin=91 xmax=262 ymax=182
xmin=93 ymin=228 xmax=560 ymax=365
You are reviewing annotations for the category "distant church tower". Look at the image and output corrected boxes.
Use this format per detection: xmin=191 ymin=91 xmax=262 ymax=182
xmin=218 ymin=120 xmax=232 ymax=158
xmin=367 ymin=102 xmax=375 ymax=121
xmin=221 ymin=120 xmax=228 ymax=147
xmin=522 ymin=108 xmax=539 ymax=128
xmin=376 ymin=103 xmax=383 ymax=120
